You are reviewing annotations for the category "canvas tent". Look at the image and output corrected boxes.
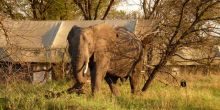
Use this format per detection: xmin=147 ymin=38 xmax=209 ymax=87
xmin=0 ymin=20 xmax=154 ymax=63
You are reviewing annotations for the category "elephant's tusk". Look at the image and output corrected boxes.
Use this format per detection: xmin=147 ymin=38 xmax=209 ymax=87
xmin=83 ymin=62 xmax=89 ymax=75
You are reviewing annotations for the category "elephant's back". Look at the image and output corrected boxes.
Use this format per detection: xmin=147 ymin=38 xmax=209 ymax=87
xmin=90 ymin=23 xmax=116 ymax=38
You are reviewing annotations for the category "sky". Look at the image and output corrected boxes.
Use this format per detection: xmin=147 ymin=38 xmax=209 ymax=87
xmin=116 ymin=0 xmax=142 ymax=13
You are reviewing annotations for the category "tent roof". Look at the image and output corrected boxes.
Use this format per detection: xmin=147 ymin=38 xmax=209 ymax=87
xmin=0 ymin=20 xmax=140 ymax=49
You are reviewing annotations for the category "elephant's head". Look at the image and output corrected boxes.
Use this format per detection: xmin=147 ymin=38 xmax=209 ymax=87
xmin=67 ymin=24 xmax=117 ymax=85
xmin=67 ymin=26 xmax=95 ymax=83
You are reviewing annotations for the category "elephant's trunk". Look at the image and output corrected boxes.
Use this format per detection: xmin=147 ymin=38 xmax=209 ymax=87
xmin=72 ymin=56 xmax=88 ymax=84
xmin=70 ymin=46 xmax=89 ymax=83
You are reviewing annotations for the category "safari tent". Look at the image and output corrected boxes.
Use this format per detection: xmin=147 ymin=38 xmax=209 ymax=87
xmin=0 ymin=20 xmax=154 ymax=83
xmin=0 ymin=20 xmax=154 ymax=63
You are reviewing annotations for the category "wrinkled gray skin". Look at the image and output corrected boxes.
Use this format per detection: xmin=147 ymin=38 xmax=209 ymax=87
xmin=67 ymin=24 xmax=143 ymax=96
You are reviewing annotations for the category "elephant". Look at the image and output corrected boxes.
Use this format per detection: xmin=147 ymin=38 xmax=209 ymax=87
xmin=67 ymin=23 xmax=143 ymax=96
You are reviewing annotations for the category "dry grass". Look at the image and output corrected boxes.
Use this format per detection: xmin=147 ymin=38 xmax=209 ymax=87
xmin=0 ymin=74 xmax=220 ymax=110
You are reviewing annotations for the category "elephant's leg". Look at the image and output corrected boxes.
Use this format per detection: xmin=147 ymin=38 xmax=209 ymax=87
xmin=129 ymin=69 xmax=141 ymax=94
xmin=91 ymin=54 xmax=109 ymax=95
xmin=67 ymin=68 xmax=87 ymax=94
xmin=105 ymin=74 xmax=120 ymax=96
xmin=91 ymin=67 xmax=107 ymax=95
xmin=67 ymin=75 xmax=86 ymax=94
xmin=67 ymin=82 xmax=84 ymax=94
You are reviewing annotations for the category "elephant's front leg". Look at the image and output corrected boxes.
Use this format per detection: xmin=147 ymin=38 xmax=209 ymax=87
xmin=67 ymin=74 xmax=86 ymax=94
xmin=67 ymin=61 xmax=87 ymax=94
xmin=91 ymin=54 xmax=109 ymax=95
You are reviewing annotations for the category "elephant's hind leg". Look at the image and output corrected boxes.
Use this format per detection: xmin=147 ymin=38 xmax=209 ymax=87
xmin=105 ymin=74 xmax=121 ymax=96
xmin=129 ymin=69 xmax=141 ymax=94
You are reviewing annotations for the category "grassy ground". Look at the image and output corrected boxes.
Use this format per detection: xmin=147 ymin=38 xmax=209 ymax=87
xmin=0 ymin=74 xmax=220 ymax=110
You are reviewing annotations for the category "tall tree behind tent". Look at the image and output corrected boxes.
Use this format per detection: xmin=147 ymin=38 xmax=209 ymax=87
xmin=73 ymin=0 xmax=121 ymax=20
xmin=0 ymin=0 xmax=124 ymax=20
xmin=26 ymin=0 xmax=80 ymax=20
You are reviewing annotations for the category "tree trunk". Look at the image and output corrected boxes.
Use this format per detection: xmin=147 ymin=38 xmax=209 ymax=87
xmin=94 ymin=0 xmax=102 ymax=20
xmin=143 ymin=0 xmax=148 ymax=19
xmin=142 ymin=48 xmax=173 ymax=91
xmin=30 ymin=1 xmax=38 ymax=20
xmin=142 ymin=60 xmax=166 ymax=91
xmin=102 ymin=0 xmax=114 ymax=20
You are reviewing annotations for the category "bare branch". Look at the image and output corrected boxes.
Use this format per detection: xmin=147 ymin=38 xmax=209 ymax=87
xmin=73 ymin=0 xmax=89 ymax=20
xmin=174 ymin=53 xmax=216 ymax=65
xmin=102 ymin=0 xmax=115 ymax=20
xmin=94 ymin=0 xmax=102 ymax=20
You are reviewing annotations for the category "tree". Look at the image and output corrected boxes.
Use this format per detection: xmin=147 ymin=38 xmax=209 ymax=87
xmin=0 ymin=0 xmax=25 ymax=19
xmin=141 ymin=0 xmax=220 ymax=91
xmin=42 ymin=0 xmax=80 ymax=20
xmin=73 ymin=0 xmax=120 ymax=20
xmin=141 ymin=0 xmax=161 ymax=79
xmin=0 ymin=0 xmax=80 ymax=20
xmin=28 ymin=0 xmax=61 ymax=20
xmin=0 ymin=0 xmax=125 ymax=20
xmin=142 ymin=0 xmax=160 ymax=19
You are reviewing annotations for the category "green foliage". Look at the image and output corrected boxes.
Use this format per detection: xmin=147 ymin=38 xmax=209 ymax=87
xmin=0 ymin=0 xmax=126 ymax=20
xmin=72 ymin=0 xmax=122 ymax=20
xmin=25 ymin=0 xmax=81 ymax=20
xmin=1 ymin=74 xmax=220 ymax=110
xmin=43 ymin=0 xmax=80 ymax=20
xmin=0 ymin=0 xmax=25 ymax=19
